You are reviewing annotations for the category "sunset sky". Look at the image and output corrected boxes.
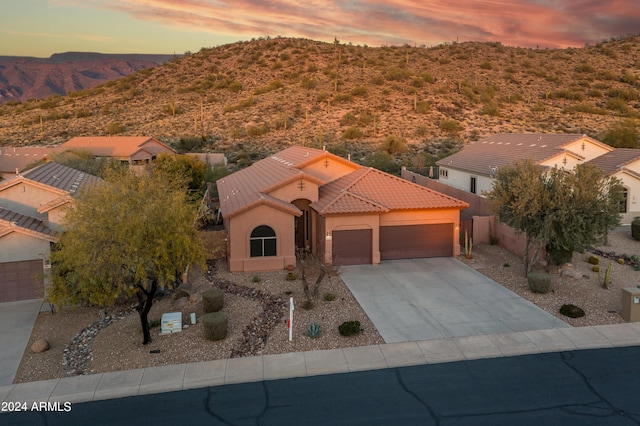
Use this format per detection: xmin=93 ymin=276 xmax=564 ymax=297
xmin=2 ymin=0 xmax=638 ymax=57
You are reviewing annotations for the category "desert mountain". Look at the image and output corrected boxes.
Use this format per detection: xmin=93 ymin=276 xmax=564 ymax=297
xmin=0 ymin=53 xmax=175 ymax=103
xmin=0 ymin=37 xmax=638 ymax=161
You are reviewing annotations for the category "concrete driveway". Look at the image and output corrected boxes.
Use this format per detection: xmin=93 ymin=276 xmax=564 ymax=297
xmin=340 ymin=258 xmax=569 ymax=343
xmin=0 ymin=299 xmax=43 ymax=385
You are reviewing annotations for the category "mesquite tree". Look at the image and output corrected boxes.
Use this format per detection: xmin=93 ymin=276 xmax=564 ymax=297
xmin=49 ymin=169 xmax=204 ymax=345
xmin=486 ymin=159 xmax=623 ymax=275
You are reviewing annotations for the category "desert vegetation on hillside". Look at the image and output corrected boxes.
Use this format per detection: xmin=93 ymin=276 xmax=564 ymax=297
xmin=0 ymin=36 xmax=638 ymax=169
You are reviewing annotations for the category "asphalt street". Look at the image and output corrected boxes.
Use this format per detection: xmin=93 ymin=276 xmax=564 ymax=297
xmin=4 ymin=345 xmax=640 ymax=425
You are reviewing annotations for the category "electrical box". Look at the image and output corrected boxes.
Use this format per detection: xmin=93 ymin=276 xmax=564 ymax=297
xmin=621 ymin=288 xmax=640 ymax=322
xmin=161 ymin=312 xmax=182 ymax=334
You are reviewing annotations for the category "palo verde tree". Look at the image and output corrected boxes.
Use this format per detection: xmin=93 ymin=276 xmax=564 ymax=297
xmin=49 ymin=169 xmax=205 ymax=345
xmin=485 ymin=159 xmax=623 ymax=275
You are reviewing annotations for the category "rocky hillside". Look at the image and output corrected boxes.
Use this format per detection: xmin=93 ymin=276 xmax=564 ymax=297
xmin=0 ymin=36 xmax=638 ymax=162
xmin=0 ymin=53 xmax=175 ymax=103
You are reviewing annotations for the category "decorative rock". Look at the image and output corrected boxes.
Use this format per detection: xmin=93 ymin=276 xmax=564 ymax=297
xmin=286 ymin=264 xmax=296 ymax=271
xmin=174 ymin=284 xmax=197 ymax=299
xmin=173 ymin=296 xmax=189 ymax=309
xmin=560 ymin=268 xmax=584 ymax=280
xmin=31 ymin=338 xmax=50 ymax=353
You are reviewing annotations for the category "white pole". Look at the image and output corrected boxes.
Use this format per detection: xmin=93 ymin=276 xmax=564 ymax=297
xmin=288 ymin=297 xmax=294 ymax=342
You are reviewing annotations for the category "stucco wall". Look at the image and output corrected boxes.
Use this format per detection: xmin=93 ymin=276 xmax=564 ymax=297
xmin=438 ymin=168 xmax=493 ymax=197
xmin=227 ymin=204 xmax=297 ymax=272
xmin=0 ymin=232 xmax=50 ymax=263
xmin=0 ymin=182 xmax=60 ymax=219
xmin=300 ymin=157 xmax=357 ymax=182
xmin=614 ymin=169 xmax=640 ymax=225
xmin=267 ymin=179 xmax=319 ymax=203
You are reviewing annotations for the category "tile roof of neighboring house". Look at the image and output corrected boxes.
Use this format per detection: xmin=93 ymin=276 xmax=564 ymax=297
xmin=59 ymin=136 xmax=176 ymax=157
xmin=436 ymin=134 xmax=605 ymax=176
xmin=312 ymin=167 xmax=469 ymax=214
xmin=0 ymin=147 xmax=52 ymax=175
xmin=21 ymin=161 xmax=100 ymax=195
xmin=217 ymin=146 xmax=352 ymax=218
xmin=0 ymin=207 xmax=58 ymax=241
xmin=587 ymin=148 xmax=640 ymax=175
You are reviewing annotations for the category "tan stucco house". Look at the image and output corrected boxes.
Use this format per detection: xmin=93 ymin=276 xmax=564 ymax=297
xmin=0 ymin=146 xmax=52 ymax=180
xmin=436 ymin=134 xmax=614 ymax=196
xmin=58 ymin=136 xmax=176 ymax=166
xmin=588 ymin=148 xmax=640 ymax=225
xmin=0 ymin=162 xmax=99 ymax=302
xmin=217 ymin=146 xmax=469 ymax=273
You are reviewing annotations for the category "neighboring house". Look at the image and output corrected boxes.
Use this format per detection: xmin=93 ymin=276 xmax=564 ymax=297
xmin=0 ymin=146 xmax=52 ymax=180
xmin=0 ymin=162 xmax=100 ymax=302
xmin=58 ymin=136 xmax=176 ymax=166
xmin=217 ymin=146 xmax=468 ymax=273
xmin=588 ymin=148 xmax=640 ymax=225
xmin=186 ymin=153 xmax=227 ymax=166
xmin=436 ymin=134 xmax=614 ymax=196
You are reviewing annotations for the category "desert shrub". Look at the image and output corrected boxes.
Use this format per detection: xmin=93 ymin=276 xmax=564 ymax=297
xmin=202 ymin=312 xmax=228 ymax=341
xmin=632 ymin=217 xmax=640 ymax=241
xmin=575 ymin=63 xmax=596 ymax=73
xmin=385 ymin=67 xmax=411 ymax=81
xmin=592 ymin=265 xmax=600 ymax=272
xmin=307 ymin=322 xmax=321 ymax=338
xmin=202 ymin=288 xmax=224 ymax=313
xmin=252 ymin=275 xmax=261 ymax=283
xmin=323 ymin=292 xmax=336 ymax=301
xmin=300 ymin=76 xmax=317 ymax=89
xmin=340 ymin=112 xmax=357 ymax=126
xmin=338 ymin=320 xmax=361 ymax=336
xmin=618 ymin=258 xmax=626 ymax=265
xmin=350 ymin=86 xmax=368 ymax=97
xmin=380 ymin=135 xmax=408 ymax=155
xmin=479 ymin=61 xmax=492 ymax=70
xmin=286 ymin=272 xmax=298 ymax=281
xmin=547 ymin=247 xmax=573 ymax=265
xmin=254 ymin=79 xmax=284 ymax=95
xmin=106 ymin=122 xmax=124 ymax=135
xmin=439 ymin=119 xmax=463 ymax=133
xmin=333 ymin=93 xmax=353 ymax=103
xmin=416 ymin=101 xmax=430 ymax=114
xmin=559 ymin=304 xmax=585 ymax=318
xmin=76 ymin=108 xmax=92 ymax=118
xmin=149 ymin=319 xmax=161 ymax=329
xmin=301 ymin=300 xmax=314 ymax=310
xmin=527 ymin=272 xmax=551 ymax=294
xmin=587 ymin=255 xmax=600 ymax=265
xmin=342 ymin=127 xmax=363 ymax=140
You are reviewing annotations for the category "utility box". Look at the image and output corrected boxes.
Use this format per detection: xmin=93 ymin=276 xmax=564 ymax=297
xmin=161 ymin=312 xmax=182 ymax=334
xmin=621 ymin=288 xmax=640 ymax=322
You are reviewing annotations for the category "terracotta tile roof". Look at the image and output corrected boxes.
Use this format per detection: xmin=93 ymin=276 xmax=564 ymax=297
xmin=312 ymin=167 xmax=468 ymax=214
xmin=59 ymin=136 xmax=175 ymax=157
xmin=587 ymin=148 xmax=640 ymax=175
xmin=21 ymin=161 xmax=100 ymax=195
xmin=436 ymin=133 xmax=601 ymax=176
xmin=0 ymin=207 xmax=58 ymax=241
xmin=0 ymin=147 xmax=52 ymax=174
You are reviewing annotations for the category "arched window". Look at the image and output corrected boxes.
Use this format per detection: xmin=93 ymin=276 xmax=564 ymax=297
xmin=250 ymin=225 xmax=277 ymax=257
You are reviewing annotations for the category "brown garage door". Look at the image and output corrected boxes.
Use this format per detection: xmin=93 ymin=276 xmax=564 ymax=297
xmin=380 ymin=224 xmax=453 ymax=260
xmin=0 ymin=260 xmax=44 ymax=303
xmin=332 ymin=229 xmax=372 ymax=266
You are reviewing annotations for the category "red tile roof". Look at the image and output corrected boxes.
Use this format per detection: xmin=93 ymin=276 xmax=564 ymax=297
xmin=0 ymin=147 xmax=52 ymax=174
xmin=218 ymin=146 xmax=468 ymax=218
xmin=587 ymin=148 xmax=640 ymax=175
xmin=436 ymin=134 xmax=608 ymax=176
xmin=312 ymin=167 xmax=468 ymax=214
xmin=59 ymin=137 xmax=175 ymax=157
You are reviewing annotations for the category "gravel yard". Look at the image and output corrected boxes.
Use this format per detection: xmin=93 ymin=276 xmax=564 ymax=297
xmin=13 ymin=228 xmax=640 ymax=384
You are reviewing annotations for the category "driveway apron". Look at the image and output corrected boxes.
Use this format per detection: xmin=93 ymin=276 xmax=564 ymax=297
xmin=339 ymin=258 xmax=569 ymax=343
xmin=0 ymin=299 xmax=43 ymax=385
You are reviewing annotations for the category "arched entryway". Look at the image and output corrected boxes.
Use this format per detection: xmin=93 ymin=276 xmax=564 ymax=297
xmin=292 ymin=199 xmax=312 ymax=251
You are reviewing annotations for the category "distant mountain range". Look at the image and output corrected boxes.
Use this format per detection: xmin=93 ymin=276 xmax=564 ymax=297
xmin=0 ymin=37 xmax=638 ymax=161
xmin=0 ymin=52 xmax=177 ymax=103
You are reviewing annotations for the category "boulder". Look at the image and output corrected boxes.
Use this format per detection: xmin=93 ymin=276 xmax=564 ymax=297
xmin=560 ymin=268 xmax=584 ymax=280
xmin=31 ymin=338 xmax=50 ymax=353
xmin=173 ymin=296 xmax=189 ymax=309
xmin=174 ymin=284 xmax=197 ymax=299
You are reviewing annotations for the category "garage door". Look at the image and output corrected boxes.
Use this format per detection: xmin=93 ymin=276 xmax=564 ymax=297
xmin=380 ymin=224 xmax=453 ymax=260
xmin=332 ymin=229 xmax=372 ymax=266
xmin=0 ymin=260 xmax=44 ymax=303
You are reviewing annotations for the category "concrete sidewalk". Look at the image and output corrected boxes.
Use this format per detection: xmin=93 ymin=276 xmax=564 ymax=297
xmin=2 ymin=322 xmax=639 ymax=408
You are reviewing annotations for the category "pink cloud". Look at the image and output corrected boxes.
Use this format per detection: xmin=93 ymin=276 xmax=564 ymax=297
xmin=71 ymin=0 xmax=639 ymax=48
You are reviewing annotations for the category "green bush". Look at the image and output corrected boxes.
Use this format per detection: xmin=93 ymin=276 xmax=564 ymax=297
xmin=252 ymin=275 xmax=261 ymax=283
xmin=587 ymin=255 xmax=600 ymax=265
xmin=618 ymin=258 xmax=626 ymax=265
xmin=202 ymin=312 xmax=228 ymax=341
xmin=632 ymin=217 xmax=640 ymax=241
xmin=547 ymin=247 xmax=573 ymax=265
xmin=286 ymin=272 xmax=298 ymax=281
xmin=338 ymin=321 xmax=361 ymax=336
xmin=527 ymin=272 xmax=551 ymax=294
xmin=202 ymin=288 xmax=224 ymax=313
xmin=592 ymin=265 xmax=600 ymax=272
xmin=559 ymin=304 xmax=585 ymax=318
xmin=323 ymin=292 xmax=336 ymax=301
